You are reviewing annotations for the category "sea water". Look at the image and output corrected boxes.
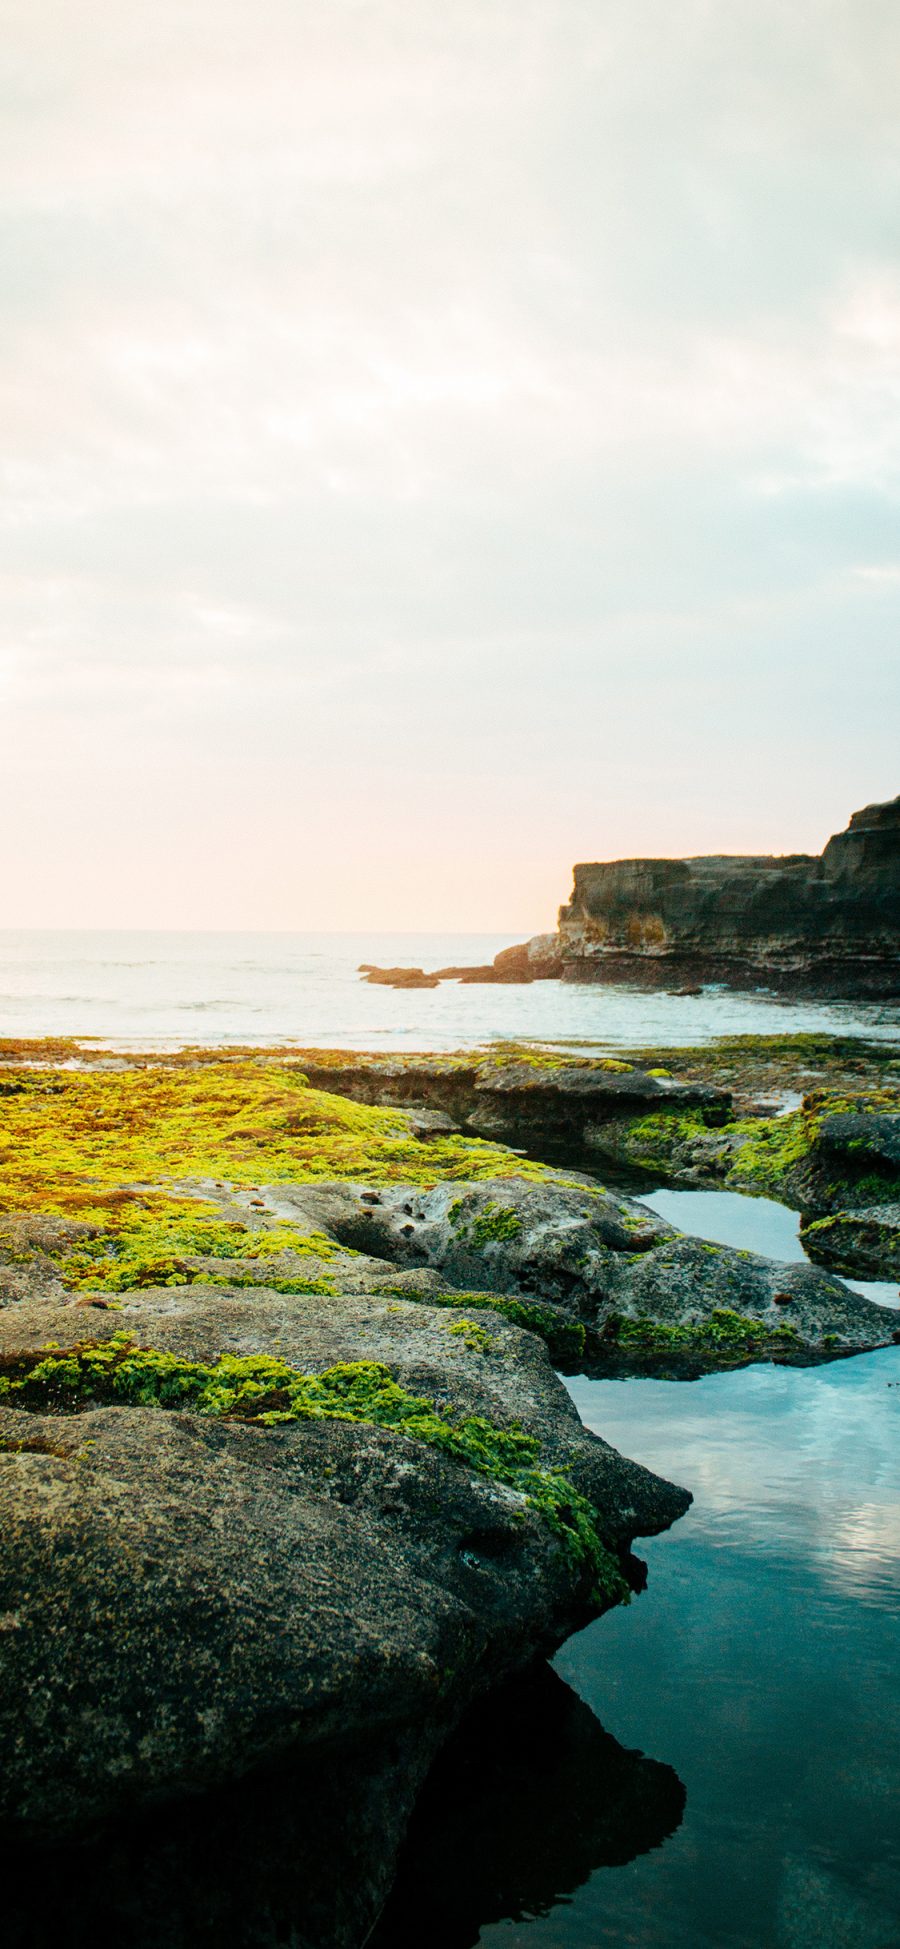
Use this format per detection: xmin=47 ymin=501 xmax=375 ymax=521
xmin=0 ymin=928 xmax=898 ymax=1049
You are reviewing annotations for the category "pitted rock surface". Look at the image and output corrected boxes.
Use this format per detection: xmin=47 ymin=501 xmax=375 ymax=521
xmin=266 ymin=1177 xmax=900 ymax=1363
xmin=0 ymin=1283 xmax=688 ymax=1853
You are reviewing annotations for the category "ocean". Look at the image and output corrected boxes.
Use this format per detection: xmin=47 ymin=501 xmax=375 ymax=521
xmin=1 ymin=929 xmax=898 ymax=1050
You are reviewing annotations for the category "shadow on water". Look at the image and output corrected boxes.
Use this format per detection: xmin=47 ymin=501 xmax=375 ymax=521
xmin=1 ymin=1730 xmax=417 ymax=1949
xmin=0 ymin=1665 xmax=683 ymax=1949
xmin=370 ymin=1662 xmax=685 ymax=1949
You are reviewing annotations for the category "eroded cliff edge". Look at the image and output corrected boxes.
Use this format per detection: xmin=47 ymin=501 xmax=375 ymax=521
xmin=544 ymin=794 xmax=900 ymax=998
xmin=362 ymin=796 xmax=899 ymax=998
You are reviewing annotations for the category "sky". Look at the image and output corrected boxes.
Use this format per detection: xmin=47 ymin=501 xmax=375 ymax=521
xmin=2 ymin=0 xmax=899 ymax=931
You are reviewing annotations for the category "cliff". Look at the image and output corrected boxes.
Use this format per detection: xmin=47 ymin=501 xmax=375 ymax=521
xmin=549 ymin=796 xmax=900 ymax=998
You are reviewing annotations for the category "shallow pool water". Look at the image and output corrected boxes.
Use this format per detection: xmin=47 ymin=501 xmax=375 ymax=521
xmin=540 ymin=1354 xmax=900 ymax=1949
xmin=377 ymin=1349 xmax=900 ymax=1949
xmin=639 ymin=1186 xmax=899 ymax=1310
xmin=378 ymin=1186 xmax=900 ymax=1949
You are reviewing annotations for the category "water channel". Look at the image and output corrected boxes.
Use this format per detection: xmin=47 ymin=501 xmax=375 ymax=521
xmin=377 ymin=1188 xmax=900 ymax=1949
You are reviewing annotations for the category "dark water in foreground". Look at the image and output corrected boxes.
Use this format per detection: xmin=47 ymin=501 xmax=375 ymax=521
xmin=378 ymin=1192 xmax=900 ymax=1949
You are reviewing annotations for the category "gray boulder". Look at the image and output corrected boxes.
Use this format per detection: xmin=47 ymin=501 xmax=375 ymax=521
xmin=271 ymin=1177 xmax=900 ymax=1369
xmin=815 ymin=1111 xmax=900 ymax=1171
xmin=802 ymin=1203 xmax=900 ymax=1282
xmin=0 ymin=1278 xmax=687 ymax=1911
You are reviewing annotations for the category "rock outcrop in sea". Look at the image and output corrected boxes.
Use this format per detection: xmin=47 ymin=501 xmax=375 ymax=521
xmin=361 ymin=796 xmax=900 ymax=998
xmin=548 ymin=794 xmax=900 ymax=997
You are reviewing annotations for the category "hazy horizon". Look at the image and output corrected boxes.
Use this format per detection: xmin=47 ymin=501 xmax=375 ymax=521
xmin=3 ymin=1 xmax=899 ymax=930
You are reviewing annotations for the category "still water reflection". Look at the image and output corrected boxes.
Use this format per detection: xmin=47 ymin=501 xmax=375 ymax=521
xmin=639 ymin=1187 xmax=899 ymax=1310
xmin=543 ymin=1353 xmax=900 ymax=1949
xmin=380 ymin=1190 xmax=900 ymax=1949
xmin=371 ymin=1663 xmax=685 ymax=1948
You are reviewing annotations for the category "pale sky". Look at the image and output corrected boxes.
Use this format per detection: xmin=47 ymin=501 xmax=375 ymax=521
xmin=2 ymin=0 xmax=899 ymax=930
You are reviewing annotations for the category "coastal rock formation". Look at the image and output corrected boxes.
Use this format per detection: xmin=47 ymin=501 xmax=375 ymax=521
xmin=269 ymin=1176 xmax=900 ymax=1372
xmin=357 ymin=797 xmax=899 ymax=999
xmin=359 ymin=964 xmax=441 ymax=989
xmin=814 ymin=1109 xmax=900 ymax=1172
xmin=575 ymin=1058 xmax=900 ymax=1281
xmin=802 ymin=1203 xmax=900 ymax=1280
xmin=360 ymin=940 xmax=563 ymax=988
xmin=0 ymin=1270 xmax=686 ymax=1939
xmin=298 ymin=1052 xmax=730 ymax=1154
xmin=549 ymin=795 xmax=900 ymax=998
xmin=1 ymin=1037 xmax=896 ymax=1943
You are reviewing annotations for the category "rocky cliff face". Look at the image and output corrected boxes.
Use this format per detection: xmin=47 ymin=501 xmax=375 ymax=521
xmin=550 ymin=796 xmax=900 ymax=997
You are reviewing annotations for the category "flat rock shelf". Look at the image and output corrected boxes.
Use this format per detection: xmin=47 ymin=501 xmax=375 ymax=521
xmin=0 ymin=1030 xmax=898 ymax=1947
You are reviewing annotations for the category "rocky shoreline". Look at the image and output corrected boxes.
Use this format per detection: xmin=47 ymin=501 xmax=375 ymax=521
xmin=361 ymin=794 xmax=900 ymax=1000
xmin=0 ymin=1033 xmax=898 ymax=1944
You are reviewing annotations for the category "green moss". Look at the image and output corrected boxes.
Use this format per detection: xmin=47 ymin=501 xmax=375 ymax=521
xmin=472 ymin=1044 xmax=632 ymax=1074
xmin=629 ymin=1032 xmax=892 ymax=1070
xmin=0 ymin=1061 xmax=551 ymax=1218
xmin=451 ymin=1200 xmax=523 ymax=1247
xmin=802 ymin=1214 xmax=838 ymax=1238
xmin=614 ymin=1109 xmax=708 ymax=1172
xmin=724 ymin=1110 xmax=818 ymax=1189
xmin=0 ymin=1337 xmax=625 ymax=1602
xmin=385 ymin=1287 xmax=586 ymax=1365
xmin=602 ymin=1307 xmax=799 ymax=1355
xmin=846 ymin=1173 xmax=898 ymax=1205
xmin=444 ymin=1318 xmax=495 ymax=1353
xmin=55 ymin=1211 xmax=349 ymax=1294
xmin=802 ymin=1209 xmax=900 ymax=1279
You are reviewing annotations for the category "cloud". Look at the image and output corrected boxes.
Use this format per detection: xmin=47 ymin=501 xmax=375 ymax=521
xmin=1 ymin=0 xmax=899 ymax=924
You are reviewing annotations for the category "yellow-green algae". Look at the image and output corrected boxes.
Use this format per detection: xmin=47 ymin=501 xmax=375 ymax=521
xmin=53 ymin=1212 xmax=350 ymax=1294
xmin=444 ymin=1318 xmax=495 ymax=1353
xmin=391 ymin=1288 xmax=587 ymax=1366
xmin=617 ymin=1105 xmax=816 ymax=1189
xmin=448 ymin=1197 xmax=523 ymax=1246
xmin=613 ymin=1087 xmax=899 ymax=1205
xmin=0 ymin=1058 xmax=549 ymax=1218
xmin=0 ymin=1336 xmax=626 ymax=1602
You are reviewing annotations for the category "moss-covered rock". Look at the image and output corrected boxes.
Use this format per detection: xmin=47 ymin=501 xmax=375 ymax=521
xmin=268 ymin=1177 xmax=900 ymax=1371
xmin=0 ymin=1280 xmax=687 ymax=1864
xmin=801 ymin=1204 xmax=900 ymax=1281
xmin=0 ymin=1058 xmax=552 ymax=1218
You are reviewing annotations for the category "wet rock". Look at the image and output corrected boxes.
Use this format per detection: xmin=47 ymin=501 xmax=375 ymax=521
xmin=0 ymin=1282 xmax=687 ymax=1877
xmin=298 ymin=1053 xmax=730 ymax=1154
xmin=274 ymin=1177 xmax=900 ymax=1369
xmin=359 ymin=966 xmax=441 ymax=989
xmin=604 ymin=1233 xmax=896 ymax=1371
xmin=433 ymin=963 xmax=499 ymax=982
xmin=582 ymin=1112 xmax=738 ymax=1182
xmin=801 ymin=1203 xmax=900 ymax=1281
xmin=359 ymin=938 xmax=564 ymax=989
xmin=815 ymin=1112 xmax=900 ymax=1171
